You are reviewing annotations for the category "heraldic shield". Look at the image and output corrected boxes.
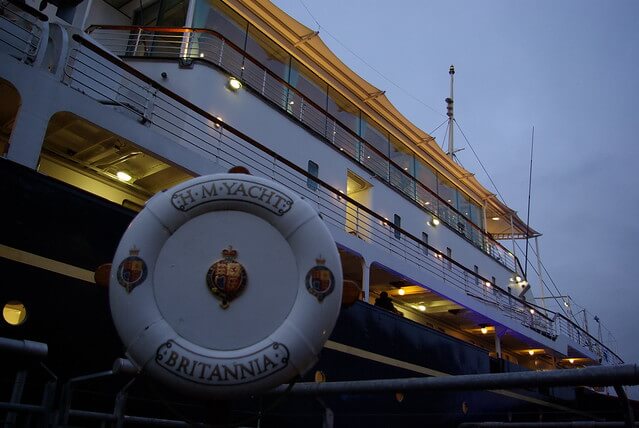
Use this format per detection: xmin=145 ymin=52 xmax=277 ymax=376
xmin=117 ymin=247 xmax=148 ymax=293
xmin=206 ymin=246 xmax=247 ymax=309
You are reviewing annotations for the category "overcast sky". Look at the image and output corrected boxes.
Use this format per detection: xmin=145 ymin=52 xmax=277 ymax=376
xmin=272 ymin=0 xmax=639 ymax=364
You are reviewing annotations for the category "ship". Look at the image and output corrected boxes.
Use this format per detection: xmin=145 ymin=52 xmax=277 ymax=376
xmin=0 ymin=0 xmax=634 ymax=426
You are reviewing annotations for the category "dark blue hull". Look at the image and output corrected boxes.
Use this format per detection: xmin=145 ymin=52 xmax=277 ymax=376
xmin=0 ymin=159 xmax=627 ymax=426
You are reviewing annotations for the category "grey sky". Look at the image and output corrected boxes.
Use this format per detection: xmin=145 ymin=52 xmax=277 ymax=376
xmin=273 ymin=0 xmax=639 ymax=363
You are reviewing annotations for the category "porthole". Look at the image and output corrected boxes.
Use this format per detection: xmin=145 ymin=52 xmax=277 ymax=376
xmin=2 ymin=301 xmax=27 ymax=326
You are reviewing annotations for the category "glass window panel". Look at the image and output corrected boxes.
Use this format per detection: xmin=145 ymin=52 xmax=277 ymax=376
xmin=307 ymin=160 xmax=319 ymax=191
xmin=362 ymin=114 xmax=389 ymax=155
xmin=289 ymin=59 xmax=327 ymax=109
xmin=416 ymin=159 xmax=437 ymax=192
xmin=193 ymin=0 xmax=248 ymax=48
xmin=327 ymin=87 xmax=359 ymax=133
xmin=390 ymin=137 xmax=414 ymax=175
xmin=394 ymin=214 xmax=401 ymax=239
xmin=157 ymin=0 xmax=187 ymax=27
xmin=245 ymin=26 xmax=290 ymax=80
xmin=437 ymin=175 xmax=457 ymax=207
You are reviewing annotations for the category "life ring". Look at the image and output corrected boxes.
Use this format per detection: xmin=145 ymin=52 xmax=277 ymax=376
xmin=109 ymin=173 xmax=342 ymax=397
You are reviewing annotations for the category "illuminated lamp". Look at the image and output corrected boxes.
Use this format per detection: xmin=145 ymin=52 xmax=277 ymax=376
xmin=480 ymin=325 xmax=488 ymax=335
xmin=431 ymin=216 xmax=440 ymax=226
xmin=515 ymin=276 xmax=522 ymax=282
xmin=568 ymin=358 xmax=575 ymax=364
xmin=199 ymin=53 xmax=204 ymax=58
xmin=491 ymin=216 xmax=500 ymax=221
xmin=529 ymin=308 xmax=535 ymax=315
xmin=418 ymin=305 xmax=426 ymax=312
xmin=228 ymin=76 xmax=242 ymax=91
xmin=485 ymin=281 xmax=492 ymax=287
xmin=116 ymin=171 xmax=132 ymax=182
xmin=398 ymin=288 xmax=406 ymax=296
xmin=528 ymin=350 xmax=535 ymax=356
xmin=2 ymin=301 xmax=27 ymax=325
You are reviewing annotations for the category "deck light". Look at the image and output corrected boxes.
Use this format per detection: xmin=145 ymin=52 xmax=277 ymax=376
xmin=528 ymin=350 xmax=535 ymax=356
xmin=431 ymin=216 xmax=440 ymax=226
xmin=515 ymin=275 xmax=522 ymax=282
xmin=199 ymin=53 xmax=204 ymax=58
xmin=485 ymin=281 xmax=491 ymax=287
xmin=116 ymin=171 xmax=132 ymax=182
xmin=398 ymin=288 xmax=406 ymax=296
xmin=228 ymin=76 xmax=242 ymax=91
xmin=569 ymin=358 xmax=575 ymax=364
xmin=491 ymin=216 xmax=500 ymax=221
xmin=480 ymin=326 xmax=488 ymax=335
xmin=529 ymin=309 xmax=535 ymax=315
xmin=418 ymin=305 xmax=426 ymax=312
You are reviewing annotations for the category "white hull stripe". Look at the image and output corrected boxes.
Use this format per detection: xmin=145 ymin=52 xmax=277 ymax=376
xmin=0 ymin=244 xmax=95 ymax=284
xmin=324 ymin=340 xmax=592 ymax=416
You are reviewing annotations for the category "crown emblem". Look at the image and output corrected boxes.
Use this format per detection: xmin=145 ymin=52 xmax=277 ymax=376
xmin=305 ymin=255 xmax=335 ymax=302
xmin=116 ymin=246 xmax=147 ymax=293
xmin=206 ymin=246 xmax=247 ymax=309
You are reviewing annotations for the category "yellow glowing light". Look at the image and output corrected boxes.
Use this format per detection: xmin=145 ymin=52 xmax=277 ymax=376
xmin=528 ymin=350 xmax=535 ymax=356
xmin=228 ymin=77 xmax=242 ymax=90
xmin=3 ymin=301 xmax=27 ymax=326
xmin=418 ymin=305 xmax=426 ymax=312
xmin=530 ymin=309 xmax=535 ymax=315
xmin=432 ymin=217 xmax=440 ymax=226
xmin=398 ymin=288 xmax=406 ymax=296
xmin=485 ymin=281 xmax=491 ymax=287
xmin=480 ymin=326 xmax=488 ymax=335
xmin=116 ymin=171 xmax=132 ymax=182
xmin=515 ymin=276 xmax=522 ymax=282
xmin=491 ymin=216 xmax=500 ymax=221
xmin=569 ymin=358 xmax=575 ymax=364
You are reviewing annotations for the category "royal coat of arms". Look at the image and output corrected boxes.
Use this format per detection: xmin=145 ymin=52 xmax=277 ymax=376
xmin=116 ymin=247 xmax=148 ymax=293
xmin=206 ymin=246 xmax=247 ymax=309
xmin=305 ymin=257 xmax=335 ymax=302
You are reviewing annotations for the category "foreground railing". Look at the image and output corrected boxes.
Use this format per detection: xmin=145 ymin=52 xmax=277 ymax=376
xmin=85 ymin=25 xmax=517 ymax=272
xmin=56 ymin=31 xmax=624 ymax=365
xmin=0 ymin=0 xmax=46 ymax=64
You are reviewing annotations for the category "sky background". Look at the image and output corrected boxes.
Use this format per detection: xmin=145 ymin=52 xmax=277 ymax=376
xmin=272 ymin=0 xmax=639 ymax=364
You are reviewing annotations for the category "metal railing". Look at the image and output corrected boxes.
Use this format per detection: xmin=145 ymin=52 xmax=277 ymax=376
xmin=61 ymin=32 xmax=621 ymax=360
xmin=0 ymin=0 xmax=45 ymax=63
xmin=0 ymin=9 xmax=621 ymax=365
xmin=85 ymin=25 xmax=517 ymax=272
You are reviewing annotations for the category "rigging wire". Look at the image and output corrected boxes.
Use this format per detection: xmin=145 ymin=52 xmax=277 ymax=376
xmin=453 ymin=119 xmax=575 ymax=319
xmin=524 ymin=126 xmax=534 ymax=278
xmin=296 ymin=0 xmax=445 ymax=118
xmin=429 ymin=119 xmax=449 ymax=135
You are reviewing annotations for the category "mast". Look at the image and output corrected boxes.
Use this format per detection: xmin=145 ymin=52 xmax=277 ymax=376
xmin=446 ymin=65 xmax=455 ymax=160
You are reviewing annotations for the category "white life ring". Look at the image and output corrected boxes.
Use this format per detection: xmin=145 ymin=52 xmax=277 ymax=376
xmin=109 ymin=173 xmax=342 ymax=397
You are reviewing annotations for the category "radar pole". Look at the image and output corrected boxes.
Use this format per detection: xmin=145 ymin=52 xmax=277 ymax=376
xmin=446 ymin=65 xmax=455 ymax=161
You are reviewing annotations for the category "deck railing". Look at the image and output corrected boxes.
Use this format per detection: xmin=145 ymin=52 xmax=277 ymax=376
xmin=0 ymin=10 xmax=622 ymax=365
xmin=57 ymin=30 xmax=621 ymax=364
xmin=0 ymin=0 xmax=45 ymax=64
xmin=85 ymin=25 xmax=518 ymax=272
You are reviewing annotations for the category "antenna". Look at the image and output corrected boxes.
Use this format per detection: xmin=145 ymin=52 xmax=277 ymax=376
xmin=446 ymin=65 xmax=455 ymax=160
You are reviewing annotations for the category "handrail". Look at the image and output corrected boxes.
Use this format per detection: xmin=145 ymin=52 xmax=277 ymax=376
xmin=85 ymin=24 xmax=519 ymax=271
xmin=66 ymin=32 xmax=621 ymax=364
xmin=4 ymin=0 xmax=48 ymax=21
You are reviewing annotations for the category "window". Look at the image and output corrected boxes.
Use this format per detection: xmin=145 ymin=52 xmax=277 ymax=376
xmin=421 ymin=232 xmax=429 ymax=255
xmin=446 ymin=247 xmax=452 ymax=269
xmin=393 ymin=214 xmax=401 ymax=239
xmin=327 ymin=87 xmax=359 ymax=133
xmin=245 ymin=26 xmax=290 ymax=80
xmin=193 ymin=0 xmax=248 ymax=48
xmin=474 ymin=265 xmax=479 ymax=285
xmin=307 ymin=160 xmax=319 ymax=191
xmin=362 ymin=114 xmax=389 ymax=156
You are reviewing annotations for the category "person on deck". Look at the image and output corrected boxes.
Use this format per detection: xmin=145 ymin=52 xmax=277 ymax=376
xmin=375 ymin=291 xmax=398 ymax=313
